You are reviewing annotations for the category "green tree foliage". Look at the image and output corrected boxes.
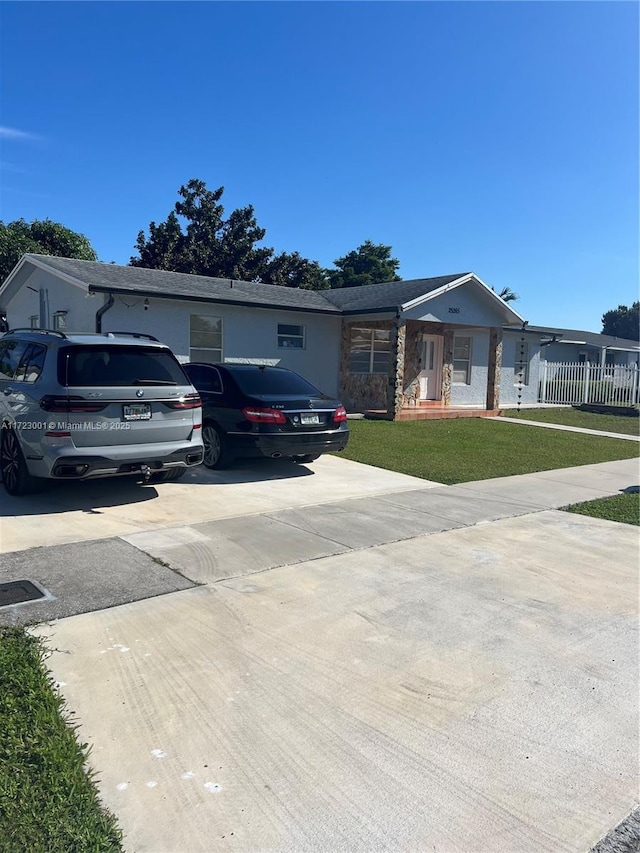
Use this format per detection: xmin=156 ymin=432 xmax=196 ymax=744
xmin=132 ymin=179 xmax=329 ymax=289
xmin=601 ymin=302 xmax=639 ymax=341
xmin=497 ymin=286 xmax=518 ymax=303
xmin=0 ymin=219 xmax=97 ymax=284
xmin=326 ymin=240 xmax=402 ymax=288
xmin=262 ymin=251 xmax=329 ymax=290
xmin=132 ymin=180 xmax=272 ymax=281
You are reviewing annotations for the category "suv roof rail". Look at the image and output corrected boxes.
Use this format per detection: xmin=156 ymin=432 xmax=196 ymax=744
xmin=107 ymin=331 xmax=159 ymax=342
xmin=6 ymin=328 xmax=68 ymax=338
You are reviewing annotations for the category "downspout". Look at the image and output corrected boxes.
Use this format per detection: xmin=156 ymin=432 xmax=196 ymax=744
xmin=95 ymin=292 xmax=114 ymax=333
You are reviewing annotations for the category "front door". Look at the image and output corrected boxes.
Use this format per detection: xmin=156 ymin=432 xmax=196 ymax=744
xmin=419 ymin=335 xmax=443 ymax=400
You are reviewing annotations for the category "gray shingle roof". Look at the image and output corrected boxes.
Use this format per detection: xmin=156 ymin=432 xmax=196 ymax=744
xmin=323 ymin=274 xmax=469 ymax=313
xmin=25 ymin=256 xmax=473 ymax=317
xmin=28 ymin=255 xmax=342 ymax=314
xmin=510 ymin=324 xmax=640 ymax=350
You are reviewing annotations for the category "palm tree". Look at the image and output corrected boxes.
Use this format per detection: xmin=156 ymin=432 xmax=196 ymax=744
xmin=496 ymin=286 xmax=518 ymax=303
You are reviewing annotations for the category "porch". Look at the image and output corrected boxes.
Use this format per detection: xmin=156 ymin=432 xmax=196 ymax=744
xmin=362 ymin=403 xmax=503 ymax=421
xmin=339 ymin=318 xmax=504 ymax=421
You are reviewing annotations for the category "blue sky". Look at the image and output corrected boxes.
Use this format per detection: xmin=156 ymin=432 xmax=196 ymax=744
xmin=0 ymin=1 xmax=637 ymax=332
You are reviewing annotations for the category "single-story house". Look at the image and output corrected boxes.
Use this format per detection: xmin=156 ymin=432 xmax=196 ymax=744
xmin=515 ymin=325 xmax=640 ymax=368
xmin=2 ymin=254 xmax=635 ymax=416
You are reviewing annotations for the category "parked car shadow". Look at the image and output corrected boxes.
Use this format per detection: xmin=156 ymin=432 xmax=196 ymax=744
xmin=0 ymin=476 xmax=160 ymax=517
xmin=176 ymin=457 xmax=316 ymax=486
xmin=0 ymin=458 xmax=315 ymax=516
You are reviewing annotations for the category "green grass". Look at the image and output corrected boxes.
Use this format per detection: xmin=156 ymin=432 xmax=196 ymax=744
xmin=339 ymin=418 xmax=639 ymax=484
xmin=0 ymin=627 xmax=123 ymax=853
xmin=500 ymin=406 xmax=640 ymax=436
xmin=565 ymin=492 xmax=640 ymax=526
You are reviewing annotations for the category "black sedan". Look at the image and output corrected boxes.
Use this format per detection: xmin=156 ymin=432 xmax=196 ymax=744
xmin=183 ymin=363 xmax=350 ymax=469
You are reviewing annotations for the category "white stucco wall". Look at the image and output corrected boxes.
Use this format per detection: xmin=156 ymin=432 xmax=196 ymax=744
xmin=102 ymin=295 xmax=342 ymax=396
xmin=450 ymin=329 xmax=489 ymax=405
xmin=405 ymin=282 xmax=513 ymax=328
xmin=499 ymin=333 xmax=542 ymax=405
xmin=3 ymin=268 xmax=97 ymax=332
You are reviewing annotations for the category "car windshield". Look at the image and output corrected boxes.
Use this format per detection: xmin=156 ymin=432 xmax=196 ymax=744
xmin=61 ymin=346 xmax=188 ymax=387
xmin=232 ymin=368 xmax=321 ymax=396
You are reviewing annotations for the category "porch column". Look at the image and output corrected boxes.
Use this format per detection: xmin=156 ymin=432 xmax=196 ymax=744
xmin=387 ymin=319 xmax=406 ymax=418
xmin=441 ymin=329 xmax=454 ymax=405
xmin=486 ymin=327 xmax=503 ymax=410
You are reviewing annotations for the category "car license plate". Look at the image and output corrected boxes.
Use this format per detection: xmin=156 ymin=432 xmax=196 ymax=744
xmin=300 ymin=413 xmax=320 ymax=425
xmin=123 ymin=403 xmax=151 ymax=421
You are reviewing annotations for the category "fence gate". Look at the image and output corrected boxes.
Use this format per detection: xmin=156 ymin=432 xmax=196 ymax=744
xmin=539 ymin=362 xmax=640 ymax=406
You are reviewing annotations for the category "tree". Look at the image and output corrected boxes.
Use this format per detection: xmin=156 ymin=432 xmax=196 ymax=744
xmin=262 ymin=251 xmax=328 ymax=290
xmin=495 ymin=286 xmax=518 ymax=303
xmin=0 ymin=218 xmax=97 ymax=284
xmin=326 ymin=240 xmax=401 ymax=288
xmin=601 ymin=302 xmax=640 ymax=340
xmin=131 ymin=179 xmax=269 ymax=282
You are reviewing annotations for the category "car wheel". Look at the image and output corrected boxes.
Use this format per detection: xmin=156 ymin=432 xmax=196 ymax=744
xmin=148 ymin=468 xmax=187 ymax=483
xmin=202 ymin=422 xmax=231 ymax=469
xmin=0 ymin=428 xmax=42 ymax=495
xmin=292 ymin=454 xmax=320 ymax=464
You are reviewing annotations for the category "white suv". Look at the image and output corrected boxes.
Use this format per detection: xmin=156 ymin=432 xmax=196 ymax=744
xmin=0 ymin=329 xmax=204 ymax=495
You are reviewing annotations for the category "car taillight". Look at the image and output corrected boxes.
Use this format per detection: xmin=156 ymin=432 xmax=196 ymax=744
xmin=40 ymin=395 xmax=107 ymax=413
xmin=242 ymin=407 xmax=287 ymax=424
xmin=333 ymin=406 xmax=347 ymax=423
xmin=165 ymin=393 xmax=202 ymax=410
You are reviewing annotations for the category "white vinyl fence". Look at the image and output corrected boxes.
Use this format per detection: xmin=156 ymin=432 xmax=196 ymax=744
xmin=539 ymin=362 xmax=640 ymax=406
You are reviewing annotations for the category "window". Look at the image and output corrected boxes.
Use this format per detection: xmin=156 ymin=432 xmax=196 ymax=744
xmin=62 ymin=346 xmax=187 ymax=387
xmin=348 ymin=328 xmax=390 ymax=375
xmin=185 ymin=364 xmax=223 ymax=393
xmin=452 ymin=336 xmax=472 ymax=384
xmin=0 ymin=340 xmax=30 ymax=380
xmin=514 ymin=341 xmax=530 ymax=386
xmin=52 ymin=311 xmax=67 ymax=331
xmin=189 ymin=315 xmax=222 ymax=363
xmin=15 ymin=344 xmax=46 ymax=383
xmin=278 ymin=323 xmax=305 ymax=349
xmin=29 ymin=315 xmax=39 ymax=329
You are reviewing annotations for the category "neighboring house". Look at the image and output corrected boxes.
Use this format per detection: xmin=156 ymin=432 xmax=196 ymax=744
xmin=517 ymin=325 xmax=640 ymax=368
xmin=0 ymin=254 xmax=547 ymax=417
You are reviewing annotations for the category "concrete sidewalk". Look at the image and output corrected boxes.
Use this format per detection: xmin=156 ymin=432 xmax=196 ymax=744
xmin=492 ymin=415 xmax=640 ymax=441
xmin=2 ymin=458 xmax=637 ymax=625
xmin=8 ymin=456 xmax=635 ymax=853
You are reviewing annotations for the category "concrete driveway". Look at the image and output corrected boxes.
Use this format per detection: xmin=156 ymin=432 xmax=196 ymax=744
xmin=1 ymin=455 xmax=637 ymax=851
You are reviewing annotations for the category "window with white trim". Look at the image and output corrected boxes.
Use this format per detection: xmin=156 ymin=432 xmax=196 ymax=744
xmin=348 ymin=328 xmax=390 ymax=375
xmin=277 ymin=323 xmax=305 ymax=349
xmin=453 ymin=336 xmax=472 ymax=384
xmin=190 ymin=315 xmax=222 ymax=363
xmin=52 ymin=311 xmax=67 ymax=331
xmin=514 ymin=341 xmax=530 ymax=385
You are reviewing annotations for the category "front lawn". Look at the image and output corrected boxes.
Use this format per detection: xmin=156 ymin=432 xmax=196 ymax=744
xmin=565 ymin=492 xmax=640 ymax=526
xmin=0 ymin=627 xmax=123 ymax=853
xmin=500 ymin=407 xmax=640 ymax=436
xmin=339 ymin=418 xmax=639 ymax=484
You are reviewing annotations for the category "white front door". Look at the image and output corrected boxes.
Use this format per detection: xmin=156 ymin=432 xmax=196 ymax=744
xmin=419 ymin=335 xmax=443 ymax=400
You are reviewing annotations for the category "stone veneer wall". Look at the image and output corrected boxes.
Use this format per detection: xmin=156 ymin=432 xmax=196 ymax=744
xmin=400 ymin=321 xmax=423 ymax=407
xmin=442 ymin=329 xmax=454 ymax=406
xmin=486 ymin=327 xmax=503 ymax=410
xmin=400 ymin=321 xmax=454 ymax=408
xmin=339 ymin=319 xmax=394 ymax=410
xmin=340 ymin=318 xmax=462 ymax=413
